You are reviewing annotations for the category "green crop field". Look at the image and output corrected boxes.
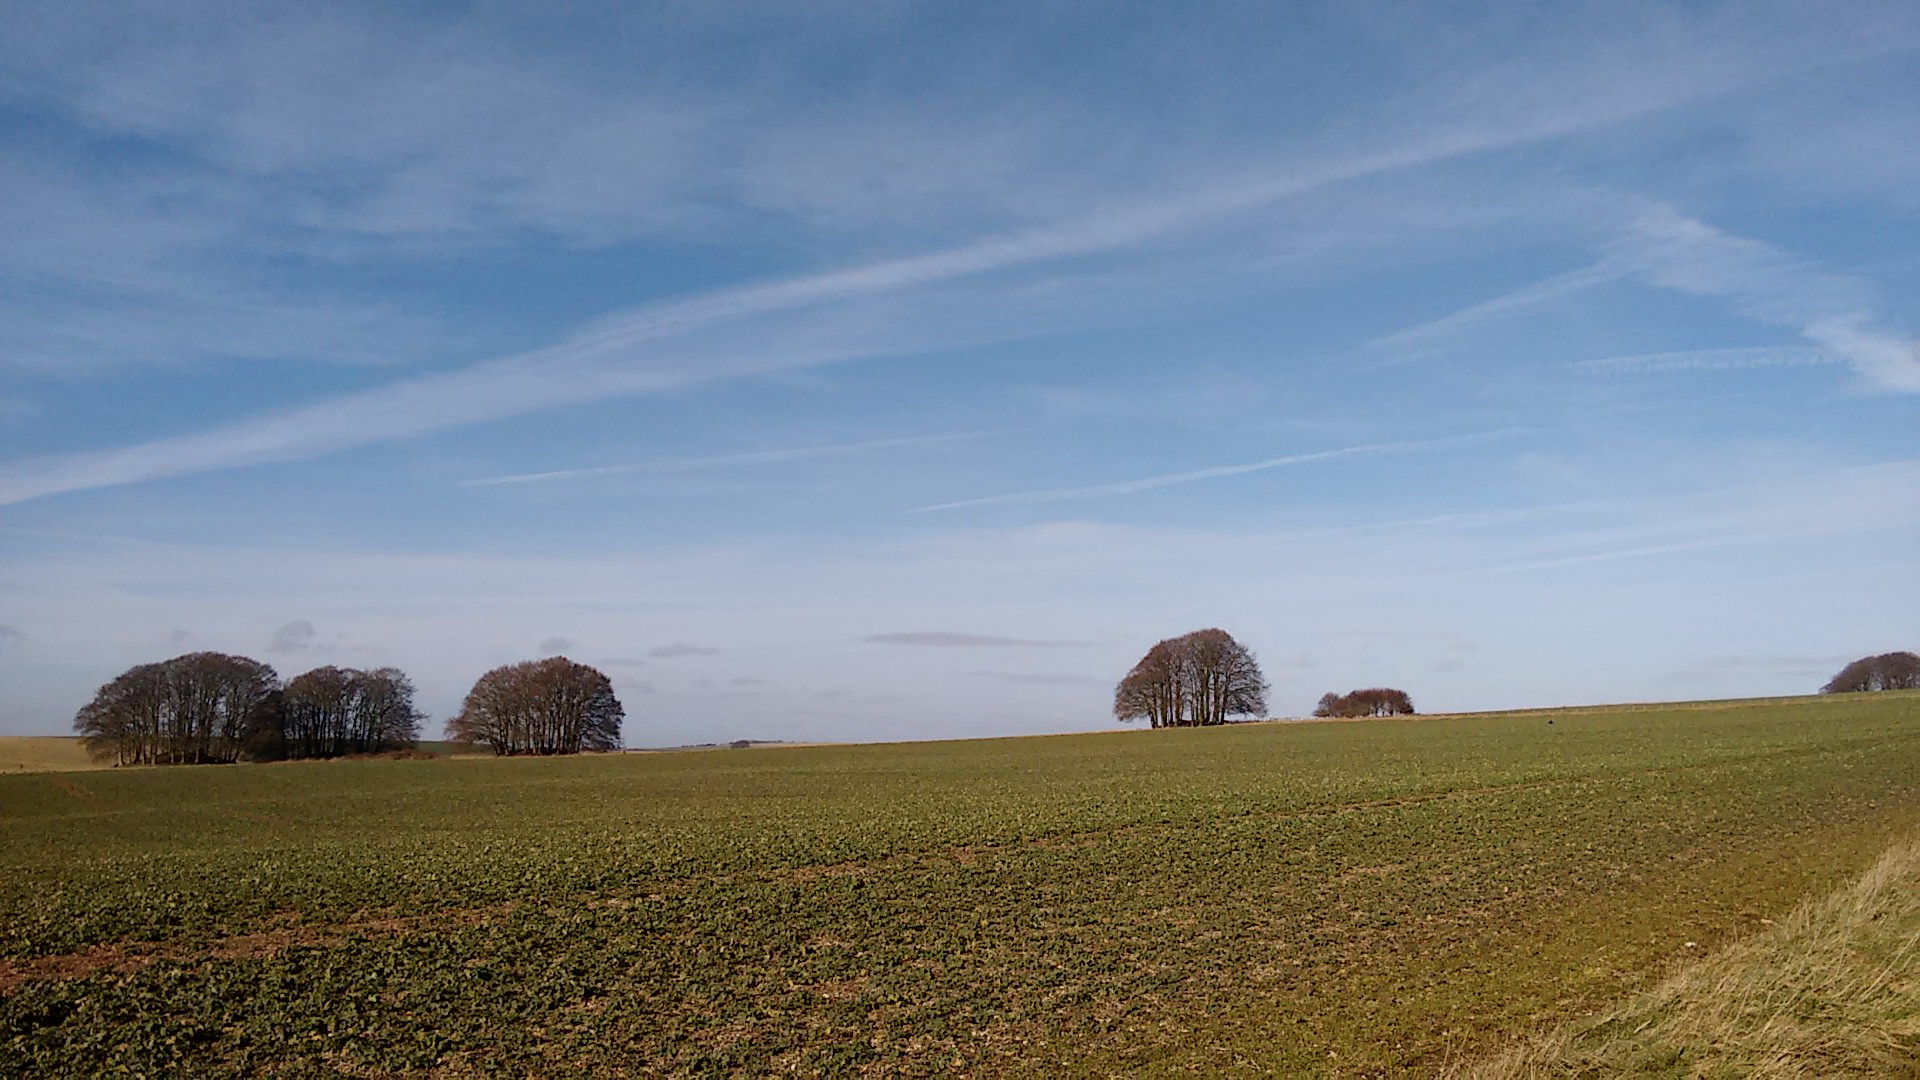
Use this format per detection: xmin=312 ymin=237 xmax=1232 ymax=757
xmin=3 ymin=693 xmax=1917 ymax=1075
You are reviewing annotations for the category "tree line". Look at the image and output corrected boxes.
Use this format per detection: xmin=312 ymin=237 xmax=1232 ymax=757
xmin=1313 ymin=687 xmax=1416 ymax=718
xmin=75 ymin=653 xmax=624 ymax=765
xmin=83 ymin=639 xmax=1903 ymax=766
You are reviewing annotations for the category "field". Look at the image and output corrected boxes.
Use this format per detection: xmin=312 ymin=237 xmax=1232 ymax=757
xmin=0 ymin=737 xmax=106 ymax=775
xmin=3 ymin=693 xmax=1917 ymax=1075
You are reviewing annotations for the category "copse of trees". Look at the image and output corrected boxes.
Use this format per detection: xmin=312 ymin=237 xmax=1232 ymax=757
xmin=74 ymin=652 xmax=280 ymax=766
xmin=269 ymin=665 xmax=423 ymax=760
xmin=1313 ymin=687 xmax=1415 ymax=718
xmin=1114 ymin=628 xmax=1268 ymax=728
xmin=74 ymin=654 xmax=425 ymax=765
xmin=1821 ymin=651 xmax=1920 ymax=694
xmin=447 ymin=656 xmax=624 ymax=755
xmin=75 ymin=651 xmax=626 ymax=765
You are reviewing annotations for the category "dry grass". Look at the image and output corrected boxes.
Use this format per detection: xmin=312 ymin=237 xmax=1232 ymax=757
xmin=0 ymin=737 xmax=105 ymax=774
xmin=1459 ymin=835 xmax=1920 ymax=1079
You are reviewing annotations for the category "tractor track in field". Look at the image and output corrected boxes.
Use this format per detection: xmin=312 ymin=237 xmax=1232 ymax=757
xmin=0 ymin=902 xmax=524 ymax=994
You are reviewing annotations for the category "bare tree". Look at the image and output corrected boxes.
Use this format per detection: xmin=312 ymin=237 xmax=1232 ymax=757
xmin=1114 ymin=640 xmax=1181 ymax=728
xmin=447 ymin=656 xmax=624 ymax=755
xmin=354 ymin=667 xmax=424 ymax=751
xmin=1821 ymin=651 xmax=1920 ymax=694
xmin=1184 ymin=628 xmax=1269 ymax=726
xmin=279 ymin=665 xmax=424 ymax=758
xmin=283 ymin=666 xmax=356 ymax=759
xmin=1114 ymin=629 xmax=1268 ymax=728
xmin=74 ymin=662 xmax=169 ymax=767
xmin=74 ymin=652 xmax=279 ymax=765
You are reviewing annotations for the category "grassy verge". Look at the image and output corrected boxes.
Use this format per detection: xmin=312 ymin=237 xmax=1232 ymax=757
xmin=1459 ymin=835 xmax=1920 ymax=1079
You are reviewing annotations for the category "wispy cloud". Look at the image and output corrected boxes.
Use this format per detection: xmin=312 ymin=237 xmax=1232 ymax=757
xmin=1695 ymin=653 xmax=1851 ymax=672
xmin=1616 ymin=205 xmax=1920 ymax=392
xmin=1462 ymin=536 xmax=1762 ymax=576
xmin=1359 ymin=203 xmax=1919 ymax=394
xmin=465 ymin=432 xmax=992 ymax=487
xmin=649 ymin=642 xmax=719 ymax=659
xmin=966 ymin=670 xmax=1109 ymax=687
xmin=912 ymin=431 xmax=1524 ymax=513
xmin=863 ymin=632 xmax=1076 ymax=648
xmin=1660 ymin=653 xmax=1857 ymax=684
xmin=1365 ymin=262 xmax=1629 ymax=361
xmin=1421 ymin=459 xmax=1920 ymax=579
xmin=1572 ymin=345 xmax=1843 ymax=373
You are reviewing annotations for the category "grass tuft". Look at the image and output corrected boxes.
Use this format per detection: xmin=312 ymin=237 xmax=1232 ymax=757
xmin=1461 ymin=835 xmax=1920 ymax=1079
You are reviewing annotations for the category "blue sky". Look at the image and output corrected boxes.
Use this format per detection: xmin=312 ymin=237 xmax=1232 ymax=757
xmin=1 ymin=1 xmax=1916 ymax=744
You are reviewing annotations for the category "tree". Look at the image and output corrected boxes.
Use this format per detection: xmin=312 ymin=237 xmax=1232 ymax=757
xmin=1114 ymin=640 xmax=1181 ymax=728
xmin=1312 ymin=687 xmax=1415 ymax=718
xmin=74 ymin=662 xmax=168 ymax=767
xmin=1821 ymin=651 xmax=1920 ymax=694
xmin=1114 ymin=629 xmax=1268 ymax=728
xmin=279 ymin=665 xmax=423 ymax=759
xmin=281 ymin=665 xmax=355 ymax=760
xmin=74 ymin=652 xmax=279 ymax=766
xmin=353 ymin=667 xmax=424 ymax=751
xmin=447 ymin=656 xmax=624 ymax=755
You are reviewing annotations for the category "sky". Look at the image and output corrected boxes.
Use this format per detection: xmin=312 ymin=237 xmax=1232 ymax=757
xmin=1 ymin=1 xmax=1916 ymax=745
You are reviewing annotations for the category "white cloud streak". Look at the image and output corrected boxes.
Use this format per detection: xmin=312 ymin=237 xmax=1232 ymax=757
xmin=465 ymin=432 xmax=993 ymax=487
xmin=1617 ymin=205 xmax=1920 ymax=392
xmin=1357 ymin=203 xmax=1919 ymax=394
xmin=911 ymin=431 xmax=1525 ymax=513
xmin=1571 ymin=345 xmax=1843 ymax=373
xmin=863 ymin=632 xmax=1074 ymax=648
xmin=1366 ymin=262 xmax=1630 ymax=360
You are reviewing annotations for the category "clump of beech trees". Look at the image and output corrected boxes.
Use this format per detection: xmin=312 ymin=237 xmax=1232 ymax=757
xmin=1113 ymin=628 xmax=1268 ymax=727
xmin=1821 ymin=651 xmax=1920 ymax=694
xmin=74 ymin=652 xmax=282 ymax=766
xmin=446 ymin=657 xmax=624 ymax=755
xmin=72 ymin=652 xmax=422 ymax=765
xmin=277 ymin=666 xmax=425 ymax=760
xmin=1313 ymin=687 xmax=1415 ymax=718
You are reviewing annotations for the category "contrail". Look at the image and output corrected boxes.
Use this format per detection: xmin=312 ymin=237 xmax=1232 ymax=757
xmin=465 ymin=431 xmax=995 ymax=486
xmin=911 ymin=430 xmax=1526 ymax=512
